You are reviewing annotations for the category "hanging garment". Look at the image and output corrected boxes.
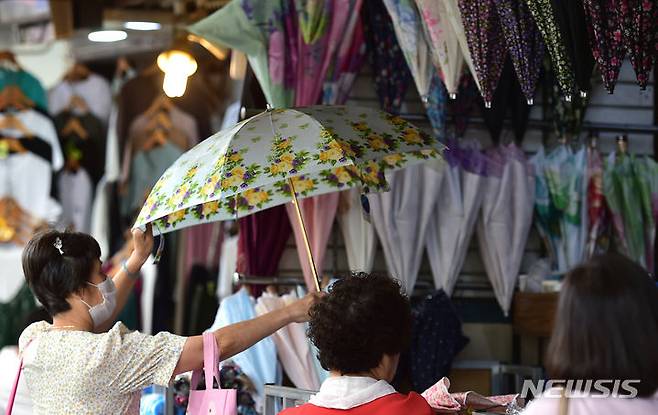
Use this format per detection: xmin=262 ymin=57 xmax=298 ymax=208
xmin=286 ymin=193 xmax=339 ymax=292
xmin=0 ymin=68 xmax=48 ymax=112
xmin=614 ymin=0 xmax=657 ymax=89
xmin=0 ymin=246 xmax=26 ymax=305
xmin=208 ymin=288 xmax=279 ymax=400
xmin=410 ymin=290 xmax=469 ymax=392
xmin=525 ymin=0 xmax=576 ymax=98
xmin=492 ymin=0 xmax=544 ymax=104
xmin=549 ymin=0 xmax=595 ymax=96
xmin=53 ymin=111 xmax=106 ymax=185
xmin=368 ymin=162 xmax=442 ymax=293
xmin=57 ymin=169 xmax=93 ymax=232
xmin=362 ymin=0 xmax=414 ymax=114
xmin=582 ymin=0 xmax=625 ymax=94
xmin=49 ymin=73 xmax=112 ymax=123
xmin=530 ymin=146 xmax=562 ymax=268
xmin=255 ymin=292 xmax=320 ymax=391
xmin=585 ymin=146 xmax=610 ymax=258
xmin=426 ymin=141 xmax=486 ymax=295
xmin=238 ymin=206 xmax=292 ymax=280
xmin=477 ymin=144 xmax=534 ymax=315
xmin=458 ymin=0 xmax=508 ymax=107
xmin=337 ymin=189 xmax=377 ymax=273
xmin=217 ymin=232 xmax=239 ymax=300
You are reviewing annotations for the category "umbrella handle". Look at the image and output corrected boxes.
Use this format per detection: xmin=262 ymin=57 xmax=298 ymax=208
xmin=289 ymin=178 xmax=321 ymax=293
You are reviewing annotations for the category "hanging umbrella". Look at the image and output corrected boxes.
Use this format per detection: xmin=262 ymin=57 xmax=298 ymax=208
xmin=584 ymin=144 xmax=610 ymax=258
xmin=492 ymin=0 xmax=544 ymax=104
xmin=426 ymin=140 xmax=486 ymax=294
xmin=337 ymin=188 xmax=377 ymax=272
xmin=135 ymin=106 xmax=443 ymax=291
xmin=362 ymin=0 xmax=414 ymax=114
xmin=383 ymin=0 xmax=447 ymax=137
xmin=525 ymin=0 xmax=576 ymax=99
xmin=582 ymin=0 xmax=625 ymax=94
xmin=633 ymin=156 xmax=658 ymax=271
xmin=550 ymin=0 xmax=596 ymax=96
xmin=443 ymin=0 xmax=482 ymax=93
xmin=458 ymin=0 xmax=508 ymax=107
xmin=369 ymin=161 xmax=444 ymax=293
xmin=604 ymin=152 xmax=646 ymax=267
xmin=477 ymin=144 xmax=534 ymax=315
xmin=415 ymin=0 xmax=466 ymax=97
xmin=530 ymin=146 xmax=562 ymax=269
xmin=614 ymin=0 xmax=657 ymax=89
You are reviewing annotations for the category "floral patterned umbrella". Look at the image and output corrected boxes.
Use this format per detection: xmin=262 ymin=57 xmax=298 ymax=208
xmin=458 ymin=0 xmax=508 ymax=107
xmin=582 ymin=0 xmax=625 ymax=94
xmin=614 ymin=0 xmax=657 ymax=89
xmin=525 ymin=0 xmax=576 ymax=99
xmin=585 ymin=144 xmax=610 ymax=258
xmin=492 ymin=0 xmax=544 ymax=104
xmin=135 ymin=106 xmax=443 ymax=288
xmin=362 ymin=0 xmax=414 ymax=114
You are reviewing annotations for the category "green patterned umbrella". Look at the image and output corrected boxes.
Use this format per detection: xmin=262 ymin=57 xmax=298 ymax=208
xmin=135 ymin=106 xmax=443 ymax=288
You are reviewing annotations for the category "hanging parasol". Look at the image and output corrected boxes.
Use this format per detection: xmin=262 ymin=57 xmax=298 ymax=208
xmin=550 ymin=0 xmax=596 ymax=97
xmin=584 ymin=142 xmax=610 ymax=258
xmin=492 ymin=0 xmax=544 ymax=104
xmin=633 ymin=156 xmax=658 ymax=271
xmin=337 ymin=188 xmax=377 ymax=273
xmin=425 ymin=140 xmax=486 ymax=295
xmin=525 ymin=0 xmax=576 ymax=99
xmin=614 ymin=0 xmax=657 ymax=89
xmin=477 ymin=144 xmax=534 ymax=315
xmin=368 ymin=161 xmax=444 ymax=294
xmin=135 ymin=106 xmax=443 ymax=291
xmin=530 ymin=146 xmax=562 ymax=269
xmin=582 ymin=0 xmax=625 ymax=94
xmin=415 ymin=0 xmax=466 ymax=98
xmin=458 ymin=0 xmax=508 ymax=107
xmin=362 ymin=0 xmax=414 ymax=114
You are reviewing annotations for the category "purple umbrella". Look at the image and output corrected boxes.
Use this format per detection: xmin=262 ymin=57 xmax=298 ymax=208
xmin=492 ymin=0 xmax=544 ymax=104
xmin=458 ymin=0 xmax=508 ymax=108
xmin=582 ymin=0 xmax=625 ymax=93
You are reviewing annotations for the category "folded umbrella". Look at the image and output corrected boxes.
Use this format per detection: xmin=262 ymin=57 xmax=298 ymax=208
xmin=584 ymin=144 xmax=611 ymax=258
xmin=337 ymin=188 xmax=377 ymax=273
xmin=458 ymin=0 xmax=508 ymax=108
xmin=614 ymin=0 xmax=657 ymax=89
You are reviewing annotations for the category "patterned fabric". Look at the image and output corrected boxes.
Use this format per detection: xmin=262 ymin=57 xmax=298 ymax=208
xmin=421 ymin=377 xmax=523 ymax=413
xmin=19 ymin=321 xmax=186 ymax=415
xmin=425 ymin=73 xmax=448 ymax=140
xmin=550 ymin=0 xmax=595 ymax=95
xmin=493 ymin=0 xmax=544 ymax=104
xmin=135 ymin=106 xmax=442 ymax=234
xmin=458 ymin=0 xmax=507 ymax=106
xmin=544 ymin=56 xmax=589 ymax=141
xmin=410 ymin=290 xmax=469 ymax=392
xmin=582 ymin=0 xmax=625 ymax=93
xmin=362 ymin=0 xmax=413 ymax=114
xmin=614 ymin=0 xmax=657 ymax=89
xmin=585 ymin=146 xmax=611 ymax=258
xmin=525 ymin=0 xmax=576 ymax=98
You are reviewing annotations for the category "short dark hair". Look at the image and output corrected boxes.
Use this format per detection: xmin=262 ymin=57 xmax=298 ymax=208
xmin=546 ymin=254 xmax=658 ymax=397
xmin=308 ymin=273 xmax=412 ymax=374
xmin=22 ymin=230 xmax=101 ymax=316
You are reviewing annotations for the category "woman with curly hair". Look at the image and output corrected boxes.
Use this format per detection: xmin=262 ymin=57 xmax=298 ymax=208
xmin=281 ymin=273 xmax=432 ymax=415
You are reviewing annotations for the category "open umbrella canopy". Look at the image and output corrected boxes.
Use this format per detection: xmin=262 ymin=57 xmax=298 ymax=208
xmin=135 ymin=106 xmax=443 ymax=234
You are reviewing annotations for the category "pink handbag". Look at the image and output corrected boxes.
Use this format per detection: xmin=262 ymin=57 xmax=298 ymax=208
xmin=187 ymin=332 xmax=238 ymax=415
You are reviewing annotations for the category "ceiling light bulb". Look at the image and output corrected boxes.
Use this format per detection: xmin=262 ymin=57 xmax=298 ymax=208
xmin=124 ymin=21 xmax=162 ymax=31
xmin=88 ymin=30 xmax=127 ymax=43
xmin=157 ymin=50 xmax=198 ymax=98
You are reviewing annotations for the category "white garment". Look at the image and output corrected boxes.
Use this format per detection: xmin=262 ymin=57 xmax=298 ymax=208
xmin=217 ymin=234 xmax=238 ymax=300
xmin=309 ymin=376 xmax=396 ymax=410
xmin=140 ymin=256 xmax=157 ymax=335
xmin=522 ymin=388 xmax=658 ymax=415
xmin=0 ymin=346 xmax=32 ymax=415
xmin=48 ymin=73 xmax=112 ymax=122
xmin=0 ymin=109 xmax=63 ymax=170
xmin=90 ymin=177 xmax=110 ymax=260
xmin=57 ymin=169 xmax=93 ymax=233
xmin=105 ymin=105 xmax=121 ymax=182
xmin=0 ymin=246 xmax=26 ymax=302
xmin=0 ymin=153 xmax=53 ymax=221
xmin=338 ymin=189 xmax=377 ymax=273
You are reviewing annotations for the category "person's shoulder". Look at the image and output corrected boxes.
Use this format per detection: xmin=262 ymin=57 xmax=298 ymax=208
xmin=18 ymin=321 xmax=50 ymax=351
xmin=384 ymin=392 xmax=433 ymax=413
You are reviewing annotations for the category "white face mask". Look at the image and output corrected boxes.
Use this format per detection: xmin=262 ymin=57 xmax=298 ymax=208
xmin=79 ymin=276 xmax=117 ymax=328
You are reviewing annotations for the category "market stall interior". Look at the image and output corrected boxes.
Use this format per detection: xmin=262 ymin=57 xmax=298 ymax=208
xmin=0 ymin=0 xmax=657 ymax=414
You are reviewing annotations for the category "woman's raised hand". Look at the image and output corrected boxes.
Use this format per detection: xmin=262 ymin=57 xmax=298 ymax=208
xmin=286 ymin=292 xmax=324 ymax=323
xmin=129 ymin=224 xmax=154 ymax=270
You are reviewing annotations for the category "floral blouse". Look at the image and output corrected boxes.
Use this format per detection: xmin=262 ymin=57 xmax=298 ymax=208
xmin=18 ymin=321 xmax=186 ymax=414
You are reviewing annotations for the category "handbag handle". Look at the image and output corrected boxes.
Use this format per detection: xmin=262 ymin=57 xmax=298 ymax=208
xmin=190 ymin=332 xmax=221 ymax=391
xmin=5 ymin=340 xmax=32 ymax=415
